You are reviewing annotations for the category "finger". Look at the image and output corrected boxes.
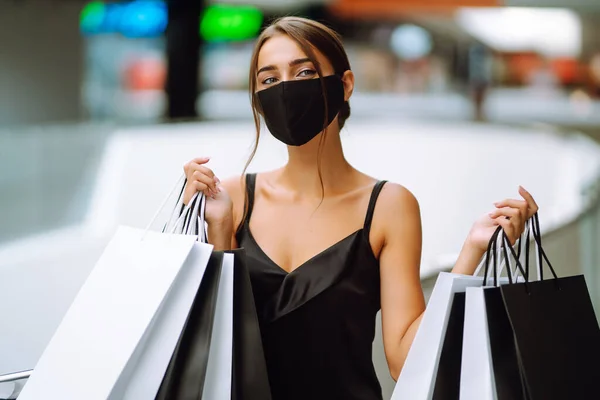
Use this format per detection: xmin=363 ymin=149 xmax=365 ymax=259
xmin=489 ymin=206 xmax=521 ymax=220
xmin=183 ymin=157 xmax=211 ymax=175
xmin=496 ymin=217 xmax=517 ymax=245
xmin=187 ymin=165 xmax=219 ymax=193
xmin=193 ymin=166 xmax=219 ymax=192
xmin=196 ymin=165 xmax=216 ymax=180
xmin=518 ymin=186 xmax=539 ymax=216
xmin=490 ymin=208 xmax=523 ymax=240
xmin=183 ymin=181 xmax=207 ymax=204
xmin=494 ymin=198 xmax=528 ymax=222
xmin=494 ymin=199 xmax=527 ymax=211
xmin=194 ymin=181 xmax=210 ymax=196
xmin=185 ymin=161 xmax=213 ymax=177
xmin=192 ymin=156 xmax=210 ymax=165
xmin=192 ymin=171 xmax=218 ymax=195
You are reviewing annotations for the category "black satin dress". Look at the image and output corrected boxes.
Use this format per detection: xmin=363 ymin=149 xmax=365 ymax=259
xmin=235 ymin=174 xmax=387 ymax=400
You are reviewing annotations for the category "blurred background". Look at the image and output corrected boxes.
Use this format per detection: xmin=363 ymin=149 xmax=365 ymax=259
xmin=1 ymin=0 xmax=600 ymax=398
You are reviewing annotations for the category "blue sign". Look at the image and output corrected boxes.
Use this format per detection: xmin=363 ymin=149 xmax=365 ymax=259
xmin=80 ymin=1 xmax=168 ymax=38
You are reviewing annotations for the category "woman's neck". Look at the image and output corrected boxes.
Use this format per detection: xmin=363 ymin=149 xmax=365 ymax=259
xmin=277 ymin=126 xmax=354 ymax=198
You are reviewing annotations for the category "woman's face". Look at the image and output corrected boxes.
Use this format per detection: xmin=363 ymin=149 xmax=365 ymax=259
xmin=255 ymin=33 xmax=336 ymax=92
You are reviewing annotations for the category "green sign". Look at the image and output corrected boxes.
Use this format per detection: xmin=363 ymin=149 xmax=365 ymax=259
xmin=200 ymin=4 xmax=263 ymax=42
xmin=80 ymin=1 xmax=106 ymax=34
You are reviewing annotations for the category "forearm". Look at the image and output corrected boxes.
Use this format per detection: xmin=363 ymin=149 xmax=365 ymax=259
xmin=451 ymin=238 xmax=485 ymax=275
xmin=389 ymin=242 xmax=484 ymax=379
xmin=207 ymin=218 xmax=233 ymax=251
xmin=389 ymin=312 xmax=424 ymax=381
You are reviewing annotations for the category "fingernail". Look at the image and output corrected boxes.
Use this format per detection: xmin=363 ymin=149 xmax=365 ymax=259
xmin=214 ymin=176 xmax=220 ymax=184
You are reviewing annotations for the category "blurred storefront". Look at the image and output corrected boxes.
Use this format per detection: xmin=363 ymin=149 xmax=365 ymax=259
xmin=75 ymin=0 xmax=599 ymax=123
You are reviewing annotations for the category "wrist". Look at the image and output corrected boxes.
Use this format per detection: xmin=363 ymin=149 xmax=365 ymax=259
xmin=207 ymin=217 xmax=233 ymax=251
xmin=451 ymin=238 xmax=486 ymax=275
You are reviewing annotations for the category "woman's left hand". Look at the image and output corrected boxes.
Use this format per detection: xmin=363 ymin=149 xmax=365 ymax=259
xmin=467 ymin=186 xmax=539 ymax=253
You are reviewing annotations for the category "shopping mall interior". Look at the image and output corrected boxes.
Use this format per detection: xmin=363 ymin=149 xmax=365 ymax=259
xmin=1 ymin=0 xmax=600 ymax=398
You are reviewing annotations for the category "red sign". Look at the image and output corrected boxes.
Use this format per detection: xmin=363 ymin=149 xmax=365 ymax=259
xmin=329 ymin=0 xmax=502 ymax=18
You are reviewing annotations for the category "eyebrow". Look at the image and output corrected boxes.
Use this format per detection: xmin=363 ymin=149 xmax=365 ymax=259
xmin=256 ymin=58 xmax=313 ymax=76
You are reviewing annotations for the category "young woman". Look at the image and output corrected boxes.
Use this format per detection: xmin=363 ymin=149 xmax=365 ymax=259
xmin=182 ymin=17 xmax=538 ymax=400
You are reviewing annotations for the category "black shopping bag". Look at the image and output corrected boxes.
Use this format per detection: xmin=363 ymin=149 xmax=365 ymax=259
xmin=156 ymin=249 xmax=272 ymax=400
xmin=432 ymin=292 xmax=466 ymax=400
xmin=156 ymin=251 xmax=224 ymax=399
xmin=500 ymin=214 xmax=600 ymax=400
xmin=230 ymin=249 xmax=271 ymax=400
xmin=483 ymin=227 xmax=528 ymax=400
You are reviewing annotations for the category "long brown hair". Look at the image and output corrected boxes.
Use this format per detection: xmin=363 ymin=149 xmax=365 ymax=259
xmin=240 ymin=17 xmax=352 ymax=226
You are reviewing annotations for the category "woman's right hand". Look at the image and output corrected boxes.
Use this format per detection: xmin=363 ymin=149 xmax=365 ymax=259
xmin=183 ymin=157 xmax=233 ymax=225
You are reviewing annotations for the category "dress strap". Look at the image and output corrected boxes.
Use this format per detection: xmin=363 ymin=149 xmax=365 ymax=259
xmin=244 ymin=173 xmax=257 ymax=224
xmin=364 ymin=180 xmax=387 ymax=237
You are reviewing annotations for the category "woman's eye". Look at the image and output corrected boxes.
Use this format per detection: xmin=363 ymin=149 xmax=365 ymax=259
xmin=262 ymin=77 xmax=277 ymax=85
xmin=298 ymin=69 xmax=316 ymax=78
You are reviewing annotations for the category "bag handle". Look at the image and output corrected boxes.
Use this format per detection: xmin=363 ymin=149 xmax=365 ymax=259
xmin=516 ymin=212 xmax=558 ymax=284
xmin=144 ymin=173 xmax=208 ymax=243
xmin=168 ymin=191 xmax=208 ymax=242
xmin=527 ymin=212 xmax=559 ymax=284
xmin=143 ymin=173 xmax=186 ymax=239
xmin=482 ymin=224 xmax=528 ymax=288
xmin=497 ymin=212 xmax=560 ymax=293
xmin=500 ymin=229 xmax=528 ymax=289
xmin=483 ymin=226 xmax=502 ymax=286
xmin=474 ymin=220 xmax=529 ymax=283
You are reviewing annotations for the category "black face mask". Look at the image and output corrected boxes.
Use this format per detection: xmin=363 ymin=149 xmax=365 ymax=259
xmin=256 ymin=74 xmax=346 ymax=146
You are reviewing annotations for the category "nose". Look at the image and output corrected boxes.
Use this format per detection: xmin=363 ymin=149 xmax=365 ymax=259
xmin=279 ymin=71 xmax=293 ymax=82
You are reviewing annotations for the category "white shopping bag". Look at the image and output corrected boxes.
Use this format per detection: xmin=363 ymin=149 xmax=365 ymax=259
xmin=18 ymin=226 xmax=198 ymax=400
xmin=459 ymin=227 xmax=528 ymax=400
xmin=392 ymin=272 xmax=483 ymax=400
xmin=202 ymin=251 xmax=235 ymax=399
xmin=114 ymin=240 xmax=214 ymax=400
xmin=459 ymin=286 xmax=497 ymax=400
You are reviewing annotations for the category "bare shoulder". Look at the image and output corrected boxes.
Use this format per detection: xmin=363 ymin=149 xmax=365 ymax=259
xmin=220 ymin=175 xmax=245 ymax=225
xmin=220 ymin=175 xmax=245 ymax=201
xmin=377 ymin=182 xmax=420 ymax=216
xmin=373 ymin=182 xmax=421 ymax=243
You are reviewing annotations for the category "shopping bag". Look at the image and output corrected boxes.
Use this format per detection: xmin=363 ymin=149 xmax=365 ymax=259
xmin=109 ymin=185 xmax=216 ymax=399
xmin=157 ymin=250 xmax=272 ymax=400
xmin=392 ymin=272 xmax=484 ymax=400
xmin=499 ymin=213 xmax=600 ymax=399
xmin=394 ymin=223 xmax=517 ymax=400
xmin=155 ymin=251 xmax=226 ymax=399
xmin=157 ymin=188 xmax=271 ymax=399
xmin=114 ymin=239 xmax=214 ymax=399
xmin=432 ymin=291 xmax=466 ymax=400
xmin=17 ymin=226 xmax=198 ymax=400
xmin=460 ymin=226 xmax=526 ymax=400
xmin=460 ymin=286 xmax=497 ymax=400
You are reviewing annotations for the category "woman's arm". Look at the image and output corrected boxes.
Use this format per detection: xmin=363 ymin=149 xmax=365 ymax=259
xmin=207 ymin=217 xmax=235 ymax=251
xmin=376 ymin=184 xmax=424 ymax=381
xmin=377 ymin=184 xmax=538 ymax=381
xmin=209 ymin=176 xmax=246 ymax=250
